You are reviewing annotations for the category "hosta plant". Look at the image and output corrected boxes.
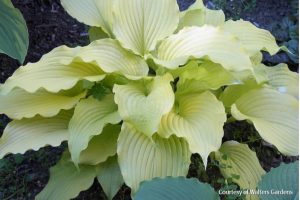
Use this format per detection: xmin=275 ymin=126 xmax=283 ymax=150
xmin=0 ymin=0 xmax=298 ymax=199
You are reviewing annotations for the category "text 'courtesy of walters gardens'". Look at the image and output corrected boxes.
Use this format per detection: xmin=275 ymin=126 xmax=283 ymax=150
xmin=219 ymin=189 xmax=294 ymax=196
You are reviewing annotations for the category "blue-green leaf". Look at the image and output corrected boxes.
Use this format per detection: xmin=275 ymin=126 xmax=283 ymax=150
xmin=258 ymin=161 xmax=298 ymax=200
xmin=0 ymin=0 xmax=29 ymax=63
xmin=134 ymin=177 xmax=219 ymax=200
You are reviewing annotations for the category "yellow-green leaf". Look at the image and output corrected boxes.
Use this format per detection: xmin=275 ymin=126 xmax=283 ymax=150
xmin=153 ymin=26 xmax=252 ymax=71
xmin=223 ymin=20 xmax=280 ymax=56
xmin=78 ymin=39 xmax=149 ymax=79
xmin=113 ymin=0 xmax=179 ymax=56
xmin=69 ymin=95 xmax=121 ymax=166
xmin=231 ymin=88 xmax=299 ymax=156
xmin=96 ymin=155 xmax=124 ymax=200
xmin=176 ymin=61 xmax=241 ymax=95
xmin=252 ymin=64 xmax=269 ymax=84
xmin=61 ymin=0 xmax=114 ymax=36
xmin=215 ymin=141 xmax=265 ymax=200
xmin=113 ymin=74 xmax=174 ymax=137
xmin=264 ymin=64 xmax=299 ymax=98
xmin=0 ymin=45 xmax=105 ymax=94
xmin=36 ymin=152 xmax=96 ymax=200
xmin=0 ymin=110 xmax=72 ymax=159
xmin=79 ymin=125 xmax=121 ymax=165
xmin=0 ymin=39 xmax=148 ymax=94
xmin=0 ymin=88 xmax=85 ymax=120
xmin=159 ymin=91 xmax=226 ymax=166
xmin=117 ymin=123 xmax=191 ymax=193
xmin=219 ymin=80 xmax=262 ymax=108
xmin=178 ymin=0 xmax=225 ymax=30
xmin=251 ymin=52 xmax=263 ymax=66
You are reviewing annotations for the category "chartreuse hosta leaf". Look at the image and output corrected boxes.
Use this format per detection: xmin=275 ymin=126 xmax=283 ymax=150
xmin=159 ymin=91 xmax=226 ymax=167
xmin=263 ymin=64 xmax=299 ymax=98
xmin=0 ymin=0 xmax=28 ymax=63
xmin=231 ymin=88 xmax=299 ymax=156
xmin=223 ymin=20 xmax=280 ymax=56
xmin=0 ymin=110 xmax=72 ymax=159
xmin=258 ymin=161 xmax=299 ymax=200
xmin=113 ymin=74 xmax=174 ymax=137
xmin=215 ymin=141 xmax=265 ymax=200
xmin=96 ymin=155 xmax=124 ymax=200
xmin=61 ymin=0 xmax=114 ymax=36
xmin=252 ymin=63 xmax=299 ymax=97
xmin=252 ymin=64 xmax=269 ymax=84
xmin=0 ymin=88 xmax=85 ymax=120
xmin=153 ymin=26 xmax=252 ymax=71
xmin=175 ymin=61 xmax=240 ymax=95
xmin=178 ymin=0 xmax=225 ymax=30
xmin=0 ymin=39 xmax=148 ymax=95
xmin=134 ymin=177 xmax=219 ymax=200
xmin=77 ymin=39 xmax=149 ymax=79
xmin=36 ymin=152 xmax=97 ymax=200
xmin=0 ymin=49 xmax=104 ymax=95
xmin=118 ymin=123 xmax=191 ymax=193
xmin=69 ymin=95 xmax=121 ymax=166
xmin=251 ymin=52 xmax=263 ymax=65
xmin=113 ymin=0 xmax=179 ymax=56
xmin=78 ymin=124 xmax=120 ymax=165
xmin=219 ymin=80 xmax=262 ymax=108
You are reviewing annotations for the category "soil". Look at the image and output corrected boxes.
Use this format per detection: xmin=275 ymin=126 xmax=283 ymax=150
xmin=0 ymin=0 xmax=298 ymax=199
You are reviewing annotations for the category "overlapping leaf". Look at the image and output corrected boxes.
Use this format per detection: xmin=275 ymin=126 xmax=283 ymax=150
xmin=223 ymin=20 xmax=280 ymax=56
xmin=176 ymin=61 xmax=241 ymax=95
xmin=215 ymin=141 xmax=265 ymax=200
xmin=153 ymin=26 xmax=252 ymax=71
xmin=61 ymin=0 xmax=114 ymax=36
xmin=258 ymin=161 xmax=299 ymax=200
xmin=0 ymin=110 xmax=72 ymax=159
xmin=159 ymin=91 xmax=226 ymax=167
xmin=79 ymin=125 xmax=120 ymax=165
xmin=0 ymin=46 xmax=104 ymax=94
xmin=178 ymin=0 xmax=225 ymax=30
xmin=135 ymin=177 xmax=219 ymax=200
xmin=68 ymin=95 xmax=121 ymax=166
xmin=78 ymin=39 xmax=149 ymax=79
xmin=231 ymin=88 xmax=299 ymax=156
xmin=96 ymin=156 xmax=124 ymax=200
xmin=0 ymin=0 xmax=28 ymax=63
xmin=113 ymin=0 xmax=179 ymax=56
xmin=263 ymin=64 xmax=299 ymax=98
xmin=0 ymin=39 xmax=148 ymax=94
xmin=36 ymin=152 xmax=96 ymax=200
xmin=113 ymin=74 xmax=174 ymax=137
xmin=0 ymin=88 xmax=85 ymax=119
xmin=89 ymin=27 xmax=109 ymax=42
xmin=117 ymin=123 xmax=191 ymax=193
xmin=219 ymin=80 xmax=262 ymax=108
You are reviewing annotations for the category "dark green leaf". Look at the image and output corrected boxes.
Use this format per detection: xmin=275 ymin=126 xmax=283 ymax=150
xmin=89 ymin=26 xmax=109 ymax=42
